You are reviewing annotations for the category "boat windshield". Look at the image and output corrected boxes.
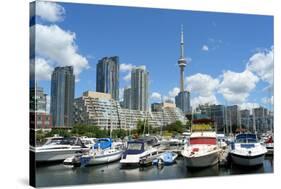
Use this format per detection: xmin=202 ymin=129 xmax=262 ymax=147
xmin=236 ymin=138 xmax=257 ymax=143
xmin=235 ymin=134 xmax=257 ymax=143
xmin=189 ymin=137 xmax=216 ymax=145
xmin=127 ymin=143 xmax=143 ymax=151
xmin=44 ymin=138 xmax=63 ymax=145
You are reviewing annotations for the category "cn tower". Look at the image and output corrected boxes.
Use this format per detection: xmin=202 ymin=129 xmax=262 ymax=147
xmin=178 ymin=25 xmax=187 ymax=92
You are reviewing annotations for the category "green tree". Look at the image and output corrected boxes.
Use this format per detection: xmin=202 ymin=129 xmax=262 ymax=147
xmin=35 ymin=129 xmax=46 ymax=144
xmin=112 ymin=129 xmax=127 ymax=139
xmin=45 ymin=128 xmax=71 ymax=138
xmin=164 ymin=120 xmax=184 ymax=134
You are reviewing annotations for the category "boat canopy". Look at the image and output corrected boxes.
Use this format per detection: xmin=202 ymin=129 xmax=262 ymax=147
xmin=93 ymin=138 xmax=112 ymax=150
xmin=125 ymin=141 xmax=145 ymax=154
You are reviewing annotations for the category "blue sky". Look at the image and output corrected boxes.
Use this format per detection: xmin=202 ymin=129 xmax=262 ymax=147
xmin=32 ymin=1 xmax=273 ymax=111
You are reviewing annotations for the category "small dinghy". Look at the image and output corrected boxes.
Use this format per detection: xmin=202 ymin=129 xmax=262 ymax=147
xmin=152 ymin=152 xmax=178 ymax=166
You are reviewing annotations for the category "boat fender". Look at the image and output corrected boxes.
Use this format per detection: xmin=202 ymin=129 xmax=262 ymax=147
xmin=192 ymin=148 xmax=199 ymax=152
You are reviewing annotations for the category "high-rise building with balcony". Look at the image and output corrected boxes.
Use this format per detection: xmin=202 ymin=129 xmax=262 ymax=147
xmin=96 ymin=56 xmax=119 ymax=101
xmin=123 ymin=87 xmax=131 ymax=109
xmin=131 ymin=66 xmax=149 ymax=111
xmin=50 ymin=66 xmax=75 ymax=128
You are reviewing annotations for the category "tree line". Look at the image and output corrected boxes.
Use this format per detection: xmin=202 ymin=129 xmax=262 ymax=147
xmin=35 ymin=120 xmax=191 ymax=143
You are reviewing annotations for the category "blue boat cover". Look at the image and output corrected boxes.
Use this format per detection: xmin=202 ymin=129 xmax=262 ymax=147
xmin=93 ymin=138 xmax=112 ymax=150
xmin=124 ymin=141 xmax=145 ymax=155
xmin=162 ymin=152 xmax=174 ymax=163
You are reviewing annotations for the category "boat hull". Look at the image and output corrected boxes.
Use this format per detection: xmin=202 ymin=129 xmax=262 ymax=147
xmin=183 ymin=150 xmax=219 ymax=168
xmin=86 ymin=151 xmax=123 ymax=165
xmin=231 ymin=153 xmax=265 ymax=166
xmin=183 ymin=150 xmax=220 ymax=168
xmin=35 ymin=149 xmax=82 ymax=162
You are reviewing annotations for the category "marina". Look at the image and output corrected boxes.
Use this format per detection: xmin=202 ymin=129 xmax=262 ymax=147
xmin=36 ymin=154 xmax=273 ymax=187
xmin=34 ymin=130 xmax=274 ymax=187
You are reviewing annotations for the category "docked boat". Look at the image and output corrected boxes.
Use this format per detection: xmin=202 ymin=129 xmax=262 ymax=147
xmin=217 ymin=134 xmax=228 ymax=149
xmin=63 ymin=138 xmax=123 ymax=167
xmin=31 ymin=137 xmax=88 ymax=162
xmin=120 ymin=136 xmax=162 ymax=167
xmin=80 ymin=136 xmax=96 ymax=148
xmin=230 ymin=133 xmax=267 ymax=166
xmin=152 ymin=151 xmax=178 ymax=166
xmin=181 ymin=132 xmax=221 ymax=168
xmin=264 ymin=135 xmax=273 ymax=155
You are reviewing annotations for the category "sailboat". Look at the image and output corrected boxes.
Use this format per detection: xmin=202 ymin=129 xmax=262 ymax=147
xmin=63 ymin=111 xmax=123 ymax=167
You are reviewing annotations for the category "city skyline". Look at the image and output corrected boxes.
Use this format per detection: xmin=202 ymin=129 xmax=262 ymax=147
xmin=31 ymin=1 xmax=274 ymax=113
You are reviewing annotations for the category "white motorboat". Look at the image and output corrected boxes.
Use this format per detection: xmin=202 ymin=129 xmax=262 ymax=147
xmin=230 ymin=133 xmax=267 ymax=166
xmin=181 ymin=131 xmax=221 ymax=168
xmin=31 ymin=137 xmax=88 ymax=162
xmin=120 ymin=136 xmax=162 ymax=167
xmin=63 ymin=138 xmax=123 ymax=167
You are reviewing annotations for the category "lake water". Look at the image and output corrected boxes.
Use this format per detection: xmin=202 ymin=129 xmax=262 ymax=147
xmin=35 ymin=155 xmax=273 ymax=187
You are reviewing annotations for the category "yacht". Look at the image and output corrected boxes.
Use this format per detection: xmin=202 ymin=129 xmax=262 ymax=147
xmin=63 ymin=138 xmax=123 ymax=167
xmin=32 ymin=137 xmax=88 ymax=162
xmin=230 ymin=133 xmax=267 ymax=166
xmin=120 ymin=136 xmax=162 ymax=167
xmin=181 ymin=131 xmax=221 ymax=168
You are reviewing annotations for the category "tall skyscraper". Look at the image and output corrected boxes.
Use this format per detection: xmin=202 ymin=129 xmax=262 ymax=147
xmin=131 ymin=66 xmax=149 ymax=111
xmin=175 ymin=25 xmax=191 ymax=114
xmin=51 ymin=66 xmax=75 ymax=128
xmin=123 ymin=87 xmax=131 ymax=109
xmin=96 ymin=56 xmax=119 ymax=101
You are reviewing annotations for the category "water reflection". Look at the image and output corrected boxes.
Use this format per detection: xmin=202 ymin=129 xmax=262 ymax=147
xmin=36 ymin=156 xmax=273 ymax=187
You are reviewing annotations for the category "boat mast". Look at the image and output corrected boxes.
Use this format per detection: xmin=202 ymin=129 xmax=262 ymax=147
xmin=110 ymin=105 xmax=113 ymax=138
xmin=160 ymin=95 xmax=164 ymax=136
xmin=143 ymin=112 xmax=146 ymax=136
xmin=253 ymin=106 xmax=256 ymax=134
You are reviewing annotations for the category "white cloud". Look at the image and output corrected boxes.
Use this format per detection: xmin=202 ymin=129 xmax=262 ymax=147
xmin=151 ymin=92 xmax=162 ymax=101
xmin=247 ymin=47 xmax=273 ymax=85
xmin=239 ymin=102 xmax=260 ymax=111
xmin=31 ymin=57 xmax=53 ymax=80
xmin=191 ymin=95 xmax=218 ymax=109
xmin=120 ymin=63 xmax=133 ymax=72
xmin=201 ymin=45 xmax=209 ymax=51
xmin=34 ymin=24 xmax=89 ymax=81
xmin=261 ymin=96 xmax=273 ymax=105
xmin=186 ymin=73 xmax=219 ymax=108
xmin=218 ymin=70 xmax=259 ymax=104
xmin=36 ymin=1 xmax=65 ymax=22
xmin=120 ymin=63 xmax=135 ymax=82
xmin=186 ymin=73 xmax=219 ymax=96
xmin=168 ymin=87 xmax=180 ymax=98
xmin=123 ymin=73 xmax=131 ymax=82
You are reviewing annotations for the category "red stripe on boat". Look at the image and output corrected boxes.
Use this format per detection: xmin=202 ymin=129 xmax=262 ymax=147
xmin=190 ymin=137 xmax=216 ymax=145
